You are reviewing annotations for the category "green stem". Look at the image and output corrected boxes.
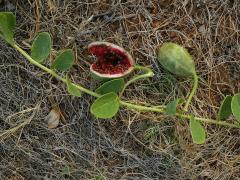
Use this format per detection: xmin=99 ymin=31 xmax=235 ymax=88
xmin=121 ymin=102 xmax=239 ymax=128
xmin=11 ymin=43 xmax=240 ymax=129
xmin=180 ymin=114 xmax=239 ymax=128
xmin=119 ymin=65 xmax=154 ymax=96
xmin=183 ymin=73 xmax=199 ymax=111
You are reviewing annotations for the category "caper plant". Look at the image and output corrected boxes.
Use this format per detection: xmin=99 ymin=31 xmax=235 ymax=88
xmin=1 ymin=12 xmax=240 ymax=144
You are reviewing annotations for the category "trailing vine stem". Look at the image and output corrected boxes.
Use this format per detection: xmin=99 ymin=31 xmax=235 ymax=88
xmin=183 ymin=73 xmax=199 ymax=112
xmin=119 ymin=65 xmax=154 ymax=97
xmin=12 ymin=43 xmax=240 ymax=129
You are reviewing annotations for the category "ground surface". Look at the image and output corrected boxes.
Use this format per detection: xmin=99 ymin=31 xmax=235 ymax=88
xmin=0 ymin=0 xmax=240 ymax=179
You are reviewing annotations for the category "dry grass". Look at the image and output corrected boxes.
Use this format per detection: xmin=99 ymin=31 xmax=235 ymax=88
xmin=0 ymin=0 xmax=240 ymax=179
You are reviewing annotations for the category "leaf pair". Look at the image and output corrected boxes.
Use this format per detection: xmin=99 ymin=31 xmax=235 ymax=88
xmin=0 ymin=12 xmax=78 ymax=97
xmin=91 ymin=67 xmax=154 ymax=119
xmin=0 ymin=12 xmax=75 ymax=71
xmin=31 ymin=32 xmax=74 ymax=71
xmin=89 ymin=78 xmax=125 ymax=119
xmin=190 ymin=93 xmax=240 ymax=144
xmin=218 ymin=94 xmax=240 ymax=122
xmin=165 ymin=99 xmax=206 ymax=144
xmin=31 ymin=32 xmax=77 ymax=97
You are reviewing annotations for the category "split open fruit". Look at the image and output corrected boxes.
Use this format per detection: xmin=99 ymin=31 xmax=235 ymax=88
xmin=88 ymin=42 xmax=135 ymax=79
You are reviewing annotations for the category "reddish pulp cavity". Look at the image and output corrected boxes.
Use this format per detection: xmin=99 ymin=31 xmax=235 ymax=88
xmin=89 ymin=44 xmax=132 ymax=75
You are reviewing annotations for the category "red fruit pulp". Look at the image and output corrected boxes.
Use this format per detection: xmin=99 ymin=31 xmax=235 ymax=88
xmin=89 ymin=44 xmax=132 ymax=75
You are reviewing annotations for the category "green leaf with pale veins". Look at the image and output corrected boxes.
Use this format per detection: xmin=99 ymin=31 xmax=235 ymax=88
xmin=218 ymin=95 xmax=232 ymax=120
xmin=90 ymin=92 xmax=119 ymax=119
xmin=31 ymin=32 xmax=52 ymax=63
xmin=190 ymin=116 xmax=206 ymax=144
xmin=52 ymin=49 xmax=74 ymax=71
xmin=66 ymin=76 xmax=81 ymax=97
xmin=0 ymin=12 xmax=16 ymax=44
xmin=231 ymin=93 xmax=240 ymax=122
xmin=96 ymin=78 xmax=125 ymax=95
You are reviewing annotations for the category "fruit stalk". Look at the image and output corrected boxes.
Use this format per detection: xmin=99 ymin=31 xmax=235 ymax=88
xmin=119 ymin=65 xmax=154 ymax=96
xmin=183 ymin=73 xmax=199 ymax=111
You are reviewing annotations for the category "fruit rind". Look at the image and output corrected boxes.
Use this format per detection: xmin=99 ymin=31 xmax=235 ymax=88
xmin=158 ymin=42 xmax=196 ymax=77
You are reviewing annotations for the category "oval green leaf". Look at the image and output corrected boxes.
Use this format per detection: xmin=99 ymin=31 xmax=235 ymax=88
xmin=0 ymin=12 xmax=16 ymax=44
xmin=231 ymin=93 xmax=240 ymax=122
xmin=190 ymin=117 xmax=206 ymax=144
xmin=66 ymin=76 xmax=81 ymax=97
xmin=90 ymin=92 xmax=119 ymax=119
xmin=31 ymin=32 xmax=52 ymax=63
xmin=158 ymin=42 xmax=196 ymax=77
xmin=96 ymin=78 xmax=125 ymax=95
xmin=218 ymin=95 xmax=232 ymax=120
xmin=52 ymin=49 xmax=74 ymax=71
xmin=165 ymin=98 xmax=184 ymax=116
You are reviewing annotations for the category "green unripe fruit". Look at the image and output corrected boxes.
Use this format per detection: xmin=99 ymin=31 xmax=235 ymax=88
xmin=158 ymin=42 xmax=196 ymax=77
